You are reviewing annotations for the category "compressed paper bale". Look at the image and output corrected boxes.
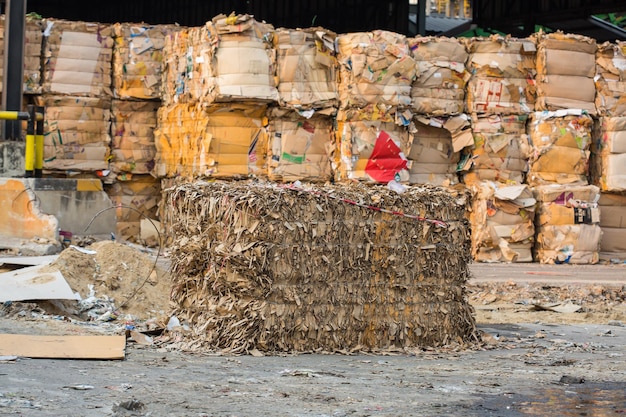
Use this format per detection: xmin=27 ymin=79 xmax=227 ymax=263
xmin=534 ymin=32 xmax=597 ymax=114
xmin=43 ymin=95 xmax=111 ymax=172
xmin=267 ymin=108 xmax=335 ymax=182
xmin=526 ymin=111 xmax=593 ymax=186
xmin=408 ymin=36 xmax=469 ymax=116
xmin=469 ymin=181 xmax=536 ymax=263
xmin=466 ymin=77 xmax=535 ymax=115
xmin=154 ymin=103 xmax=268 ymax=179
xmin=162 ymin=180 xmax=477 ymax=353
xmin=597 ymin=192 xmax=626 ymax=261
xmin=463 ymin=114 xmax=530 ymax=186
xmin=595 ymin=42 xmax=626 ymax=116
xmin=42 ymin=19 xmax=114 ymax=97
xmin=591 ymin=117 xmax=626 ymax=192
xmin=110 ymin=100 xmax=159 ymax=175
xmin=274 ymin=28 xmax=338 ymax=110
xmin=0 ymin=14 xmax=43 ymax=93
xmin=337 ymin=30 xmax=415 ymax=111
xmin=113 ymin=23 xmax=181 ymax=99
xmin=335 ymin=118 xmax=411 ymax=183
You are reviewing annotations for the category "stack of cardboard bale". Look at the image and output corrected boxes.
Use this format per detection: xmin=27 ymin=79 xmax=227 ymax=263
xmin=107 ymin=23 xmax=176 ymax=242
xmin=593 ymin=41 xmax=626 ymax=262
xmin=268 ymin=28 xmax=337 ymax=182
xmin=408 ymin=36 xmax=473 ymax=186
xmin=0 ymin=14 xmax=43 ymax=94
xmin=335 ymin=30 xmax=415 ymax=183
xmin=154 ymin=14 xmax=275 ymax=179
xmin=464 ymin=36 xmax=537 ymax=262
xmin=41 ymin=19 xmax=114 ymax=173
xmin=530 ymin=32 xmax=601 ymax=264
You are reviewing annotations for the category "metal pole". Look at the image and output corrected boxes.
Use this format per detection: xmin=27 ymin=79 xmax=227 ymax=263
xmin=2 ymin=0 xmax=27 ymax=141
xmin=418 ymin=0 xmax=427 ymax=35
xmin=35 ymin=105 xmax=44 ymax=177
xmin=24 ymin=105 xmax=35 ymax=177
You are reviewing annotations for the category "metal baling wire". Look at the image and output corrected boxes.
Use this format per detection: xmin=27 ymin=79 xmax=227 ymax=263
xmin=83 ymin=204 xmax=162 ymax=309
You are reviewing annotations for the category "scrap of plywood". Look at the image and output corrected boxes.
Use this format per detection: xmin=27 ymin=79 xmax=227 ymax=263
xmin=0 ymin=334 xmax=126 ymax=359
xmin=0 ymin=265 xmax=78 ymax=302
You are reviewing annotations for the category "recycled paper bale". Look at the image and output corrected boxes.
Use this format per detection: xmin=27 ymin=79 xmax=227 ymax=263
xmin=267 ymin=108 xmax=335 ymax=182
xmin=469 ymin=181 xmax=536 ymax=263
xmin=408 ymin=114 xmax=473 ymax=186
xmin=335 ymin=118 xmax=411 ymax=183
xmin=527 ymin=111 xmax=593 ymax=186
xmin=0 ymin=14 xmax=43 ymax=93
xmin=466 ymin=35 xmax=536 ymax=115
xmin=154 ymin=103 xmax=267 ymax=179
xmin=533 ymin=184 xmax=601 ymax=264
xmin=43 ymin=95 xmax=111 ymax=172
xmin=591 ymin=116 xmax=626 ymax=192
xmin=110 ymin=100 xmax=159 ymax=175
xmin=105 ymin=175 xmax=161 ymax=244
xmin=42 ymin=19 xmax=114 ymax=97
xmin=163 ymin=180 xmax=478 ymax=353
xmin=535 ymin=32 xmax=597 ymax=114
xmin=595 ymin=41 xmax=626 ymax=116
xmin=113 ymin=23 xmax=180 ymax=99
xmin=597 ymin=192 xmax=626 ymax=262
xmin=463 ymin=114 xmax=531 ymax=186
xmin=337 ymin=30 xmax=415 ymax=113
xmin=408 ymin=36 xmax=469 ymax=116
xmin=274 ymin=28 xmax=338 ymax=110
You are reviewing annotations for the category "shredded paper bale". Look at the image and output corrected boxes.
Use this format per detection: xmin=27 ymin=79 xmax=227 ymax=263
xmin=535 ymin=32 xmax=597 ymax=114
xmin=598 ymin=192 xmax=626 ymax=262
xmin=408 ymin=36 xmax=469 ymax=116
xmin=595 ymin=41 xmax=626 ymax=116
xmin=527 ymin=111 xmax=593 ymax=186
xmin=469 ymin=181 xmax=536 ymax=263
xmin=0 ymin=14 xmax=43 ymax=93
xmin=163 ymin=180 xmax=477 ymax=353
xmin=42 ymin=19 xmax=114 ymax=97
xmin=591 ymin=116 xmax=626 ymax=192
xmin=533 ymin=184 xmax=602 ymax=264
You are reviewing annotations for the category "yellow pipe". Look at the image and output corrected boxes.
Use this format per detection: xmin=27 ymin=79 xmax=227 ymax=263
xmin=0 ymin=110 xmax=30 ymax=120
xmin=25 ymin=134 xmax=35 ymax=175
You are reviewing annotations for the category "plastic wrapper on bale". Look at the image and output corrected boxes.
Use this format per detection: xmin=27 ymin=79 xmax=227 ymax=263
xmin=162 ymin=180 xmax=478 ymax=353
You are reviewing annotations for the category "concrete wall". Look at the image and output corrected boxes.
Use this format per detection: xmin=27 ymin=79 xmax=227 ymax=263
xmin=0 ymin=141 xmax=25 ymax=177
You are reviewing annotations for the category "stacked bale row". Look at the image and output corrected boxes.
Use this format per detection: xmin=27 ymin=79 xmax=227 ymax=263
xmin=0 ymin=14 xmax=43 ymax=94
xmin=163 ymin=180 xmax=477 ymax=353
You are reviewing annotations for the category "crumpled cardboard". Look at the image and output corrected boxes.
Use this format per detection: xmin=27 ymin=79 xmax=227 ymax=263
xmin=408 ymin=36 xmax=469 ymax=116
xmin=113 ymin=23 xmax=181 ymax=99
xmin=110 ymin=100 xmax=160 ymax=175
xmin=595 ymin=41 xmax=626 ymax=116
xmin=337 ymin=30 xmax=415 ymax=111
xmin=527 ymin=110 xmax=593 ymax=186
xmin=464 ymin=114 xmax=530 ymax=186
xmin=43 ymin=95 xmax=111 ymax=172
xmin=0 ymin=14 xmax=43 ymax=93
xmin=154 ymin=103 xmax=268 ymax=179
xmin=591 ymin=116 xmax=626 ymax=192
xmin=42 ymin=19 xmax=114 ymax=97
xmin=274 ymin=28 xmax=338 ymax=110
xmin=598 ymin=192 xmax=626 ymax=261
xmin=469 ymin=181 xmax=536 ymax=263
xmin=267 ymin=108 xmax=335 ymax=182
xmin=535 ymin=31 xmax=597 ymax=114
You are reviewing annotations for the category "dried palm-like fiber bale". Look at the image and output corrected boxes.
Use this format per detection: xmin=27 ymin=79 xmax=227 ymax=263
xmin=113 ymin=23 xmax=181 ymax=99
xmin=274 ymin=27 xmax=338 ymax=110
xmin=462 ymin=114 xmax=531 ymax=186
xmin=267 ymin=108 xmax=335 ymax=182
xmin=154 ymin=102 xmax=268 ymax=179
xmin=591 ymin=117 xmax=626 ymax=192
xmin=337 ymin=30 xmax=415 ymax=112
xmin=534 ymin=31 xmax=597 ymax=114
xmin=408 ymin=115 xmax=473 ymax=186
xmin=335 ymin=118 xmax=411 ymax=183
xmin=408 ymin=36 xmax=469 ymax=116
xmin=0 ymin=14 xmax=43 ymax=93
xmin=105 ymin=174 xmax=161 ymax=243
xmin=527 ymin=111 xmax=592 ymax=186
xmin=533 ymin=184 xmax=601 ymax=264
xmin=465 ymin=35 xmax=536 ymax=115
xmin=110 ymin=99 xmax=159 ymax=175
xmin=42 ymin=19 xmax=114 ymax=97
xmin=595 ymin=42 xmax=626 ymax=116
xmin=598 ymin=192 xmax=626 ymax=261
xmin=163 ymin=180 xmax=477 ymax=353
xmin=43 ymin=95 xmax=111 ymax=172
xmin=469 ymin=181 xmax=536 ymax=263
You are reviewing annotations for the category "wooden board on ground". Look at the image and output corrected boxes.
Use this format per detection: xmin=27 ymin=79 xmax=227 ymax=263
xmin=0 ymin=334 xmax=126 ymax=359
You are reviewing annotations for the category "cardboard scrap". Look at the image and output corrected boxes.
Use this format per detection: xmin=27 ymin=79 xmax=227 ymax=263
xmin=0 ymin=264 xmax=78 ymax=303
xmin=530 ymin=303 xmax=583 ymax=313
xmin=0 ymin=334 xmax=126 ymax=359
